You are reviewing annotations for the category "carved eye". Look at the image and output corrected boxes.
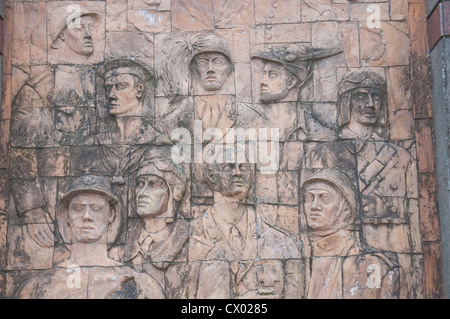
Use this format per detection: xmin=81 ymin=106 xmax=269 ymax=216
xmin=223 ymin=164 xmax=234 ymax=172
xmin=90 ymin=205 xmax=104 ymax=212
xmin=372 ymin=94 xmax=381 ymax=101
xmin=71 ymin=204 xmax=85 ymax=213
xmin=321 ymin=194 xmax=333 ymax=204
xmin=269 ymin=71 xmax=278 ymax=78
xmin=116 ymin=83 xmax=129 ymax=91
xmin=196 ymin=59 xmax=209 ymax=67
xmin=305 ymin=193 xmax=314 ymax=203
xmin=239 ymin=164 xmax=249 ymax=171
xmin=213 ymin=58 xmax=225 ymax=66
xmin=136 ymin=180 xmax=145 ymax=188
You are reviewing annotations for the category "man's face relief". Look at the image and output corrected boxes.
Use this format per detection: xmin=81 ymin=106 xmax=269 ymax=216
xmin=105 ymin=73 xmax=144 ymax=117
xmin=135 ymin=175 xmax=170 ymax=219
xmin=67 ymin=193 xmax=111 ymax=243
xmin=303 ymin=182 xmax=346 ymax=232
xmin=193 ymin=52 xmax=231 ymax=91
xmin=260 ymin=61 xmax=297 ymax=103
xmin=209 ymin=163 xmax=252 ymax=199
xmin=63 ymin=15 xmax=96 ymax=56
xmin=350 ymin=88 xmax=384 ymax=126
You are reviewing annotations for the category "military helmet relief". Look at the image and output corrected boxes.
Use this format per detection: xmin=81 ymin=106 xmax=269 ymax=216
xmin=3 ymin=0 xmax=429 ymax=300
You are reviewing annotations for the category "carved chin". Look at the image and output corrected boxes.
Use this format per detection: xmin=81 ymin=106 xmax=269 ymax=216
xmin=260 ymin=91 xmax=289 ymax=103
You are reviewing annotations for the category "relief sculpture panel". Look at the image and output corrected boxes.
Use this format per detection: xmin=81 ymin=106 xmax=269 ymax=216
xmin=2 ymin=0 xmax=426 ymax=299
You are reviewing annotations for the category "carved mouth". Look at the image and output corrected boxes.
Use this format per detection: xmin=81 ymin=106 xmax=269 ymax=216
xmin=83 ymin=38 xmax=93 ymax=46
xmin=362 ymin=108 xmax=376 ymax=115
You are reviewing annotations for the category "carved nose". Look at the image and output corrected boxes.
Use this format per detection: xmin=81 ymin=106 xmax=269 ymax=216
xmin=367 ymin=95 xmax=374 ymax=107
xmin=83 ymin=26 xmax=92 ymax=37
xmin=82 ymin=209 xmax=93 ymax=221
xmin=311 ymin=198 xmax=321 ymax=211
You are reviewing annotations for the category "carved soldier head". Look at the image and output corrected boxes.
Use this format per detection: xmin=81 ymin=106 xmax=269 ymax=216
xmin=56 ymin=175 xmax=120 ymax=245
xmin=49 ymin=4 xmax=100 ymax=56
xmin=252 ymin=44 xmax=341 ymax=103
xmin=205 ymin=162 xmax=254 ymax=202
xmin=99 ymin=59 xmax=153 ymax=117
xmin=135 ymin=158 xmax=187 ymax=223
xmin=338 ymin=71 xmax=388 ymax=139
xmin=189 ymin=33 xmax=234 ymax=92
xmin=301 ymin=169 xmax=357 ymax=234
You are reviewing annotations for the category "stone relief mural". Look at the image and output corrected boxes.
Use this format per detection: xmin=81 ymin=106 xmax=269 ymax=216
xmin=3 ymin=0 xmax=425 ymax=299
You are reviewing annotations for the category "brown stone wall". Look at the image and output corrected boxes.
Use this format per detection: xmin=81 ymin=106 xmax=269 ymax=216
xmin=0 ymin=0 xmax=443 ymax=299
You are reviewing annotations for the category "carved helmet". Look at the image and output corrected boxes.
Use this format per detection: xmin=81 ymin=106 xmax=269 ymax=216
xmin=251 ymin=44 xmax=342 ymax=82
xmin=49 ymin=4 xmax=101 ymax=49
xmin=59 ymin=175 xmax=118 ymax=205
xmin=338 ymin=71 xmax=387 ymax=96
xmin=301 ymin=168 xmax=357 ymax=219
xmin=337 ymin=70 xmax=388 ymax=130
xmin=56 ymin=175 xmax=121 ymax=244
xmin=189 ymin=33 xmax=234 ymax=70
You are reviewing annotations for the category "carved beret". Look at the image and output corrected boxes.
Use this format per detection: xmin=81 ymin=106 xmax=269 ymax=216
xmin=301 ymin=168 xmax=357 ymax=216
xmin=251 ymin=44 xmax=342 ymax=80
xmin=339 ymin=71 xmax=387 ymax=96
xmin=49 ymin=4 xmax=100 ymax=49
xmin=98 ymin=58 xmax=153 ymax=83
xmin=60 ymin=175 xmax=118 ymax=205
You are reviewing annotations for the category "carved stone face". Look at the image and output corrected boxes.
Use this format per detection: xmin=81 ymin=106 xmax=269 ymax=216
xmin=260 ymin=61 xmax=295 ymax=103
xmin=135 ymin=175 xmax=170 ymax=219
xmin=105 ymin=73 xmax=144 ymax=117
xmin=193 ymin=52 xmax=231 ymax=91
xmin=208 ymin=163 xmax=252 ymax=199
xmin=303 ymin=182 xmax=345 ymax=231
xmin=67 ymin=193 xmax=111 ymax=243
xmin=63 ymin=15 xmax=96 ymax=56
xmin=350 ymin=88 xmax=384 ymax=126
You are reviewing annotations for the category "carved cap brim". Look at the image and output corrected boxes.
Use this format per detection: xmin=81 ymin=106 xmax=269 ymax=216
xmin=97 ymin=58 xmax=154 ymax=82
xmin=251 ymin=46 xmax=342 ymax=79
xmin=59 ymin=175 xmax=118 ymax=206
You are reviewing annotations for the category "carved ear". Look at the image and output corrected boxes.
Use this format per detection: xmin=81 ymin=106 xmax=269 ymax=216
xmin=136 ymin=83 xmax=145 ymax=99
xmin=108 ymin=203 xmax=117 ymax=224
xmin=340 ymin=200 xmax=352 ymax=223
xmin=287 ymin=75 xmax=299 ymax=90
xmin=173 ymin=185 xmax=185 ymax=201
xmin=205 ymin=170 xmax=216 ymax=188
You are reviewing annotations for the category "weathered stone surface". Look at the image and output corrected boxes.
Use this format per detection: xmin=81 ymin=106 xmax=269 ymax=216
xmin=47 ymin=1 xmax=106 ymax=65
xmin=1 ymin=0 xmax=440 ymax=300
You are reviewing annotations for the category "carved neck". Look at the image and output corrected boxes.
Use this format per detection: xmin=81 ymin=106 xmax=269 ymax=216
xmin=141 ymin=217 xmax=172 ymax=239
xmin=346 ymin=120 xmax=374 ymax=139
xmin=115 ymin=116 xmax=142 ymax=142
xmin=67 ymin=243 xmax=118 ymax=267
xmin=213 ymin=198 xmax=246 ymax=226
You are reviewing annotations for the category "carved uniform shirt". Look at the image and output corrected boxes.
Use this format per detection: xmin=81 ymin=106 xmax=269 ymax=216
xmin=304 ymin=230 xmax=400 ymax=299
xmin=123 ymin=218 xmax=189 ymax=267
xmin=188 ymin=204 xmax=303 ymax=299
xmin=16 ymin=266 xmax=166 ymax=299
